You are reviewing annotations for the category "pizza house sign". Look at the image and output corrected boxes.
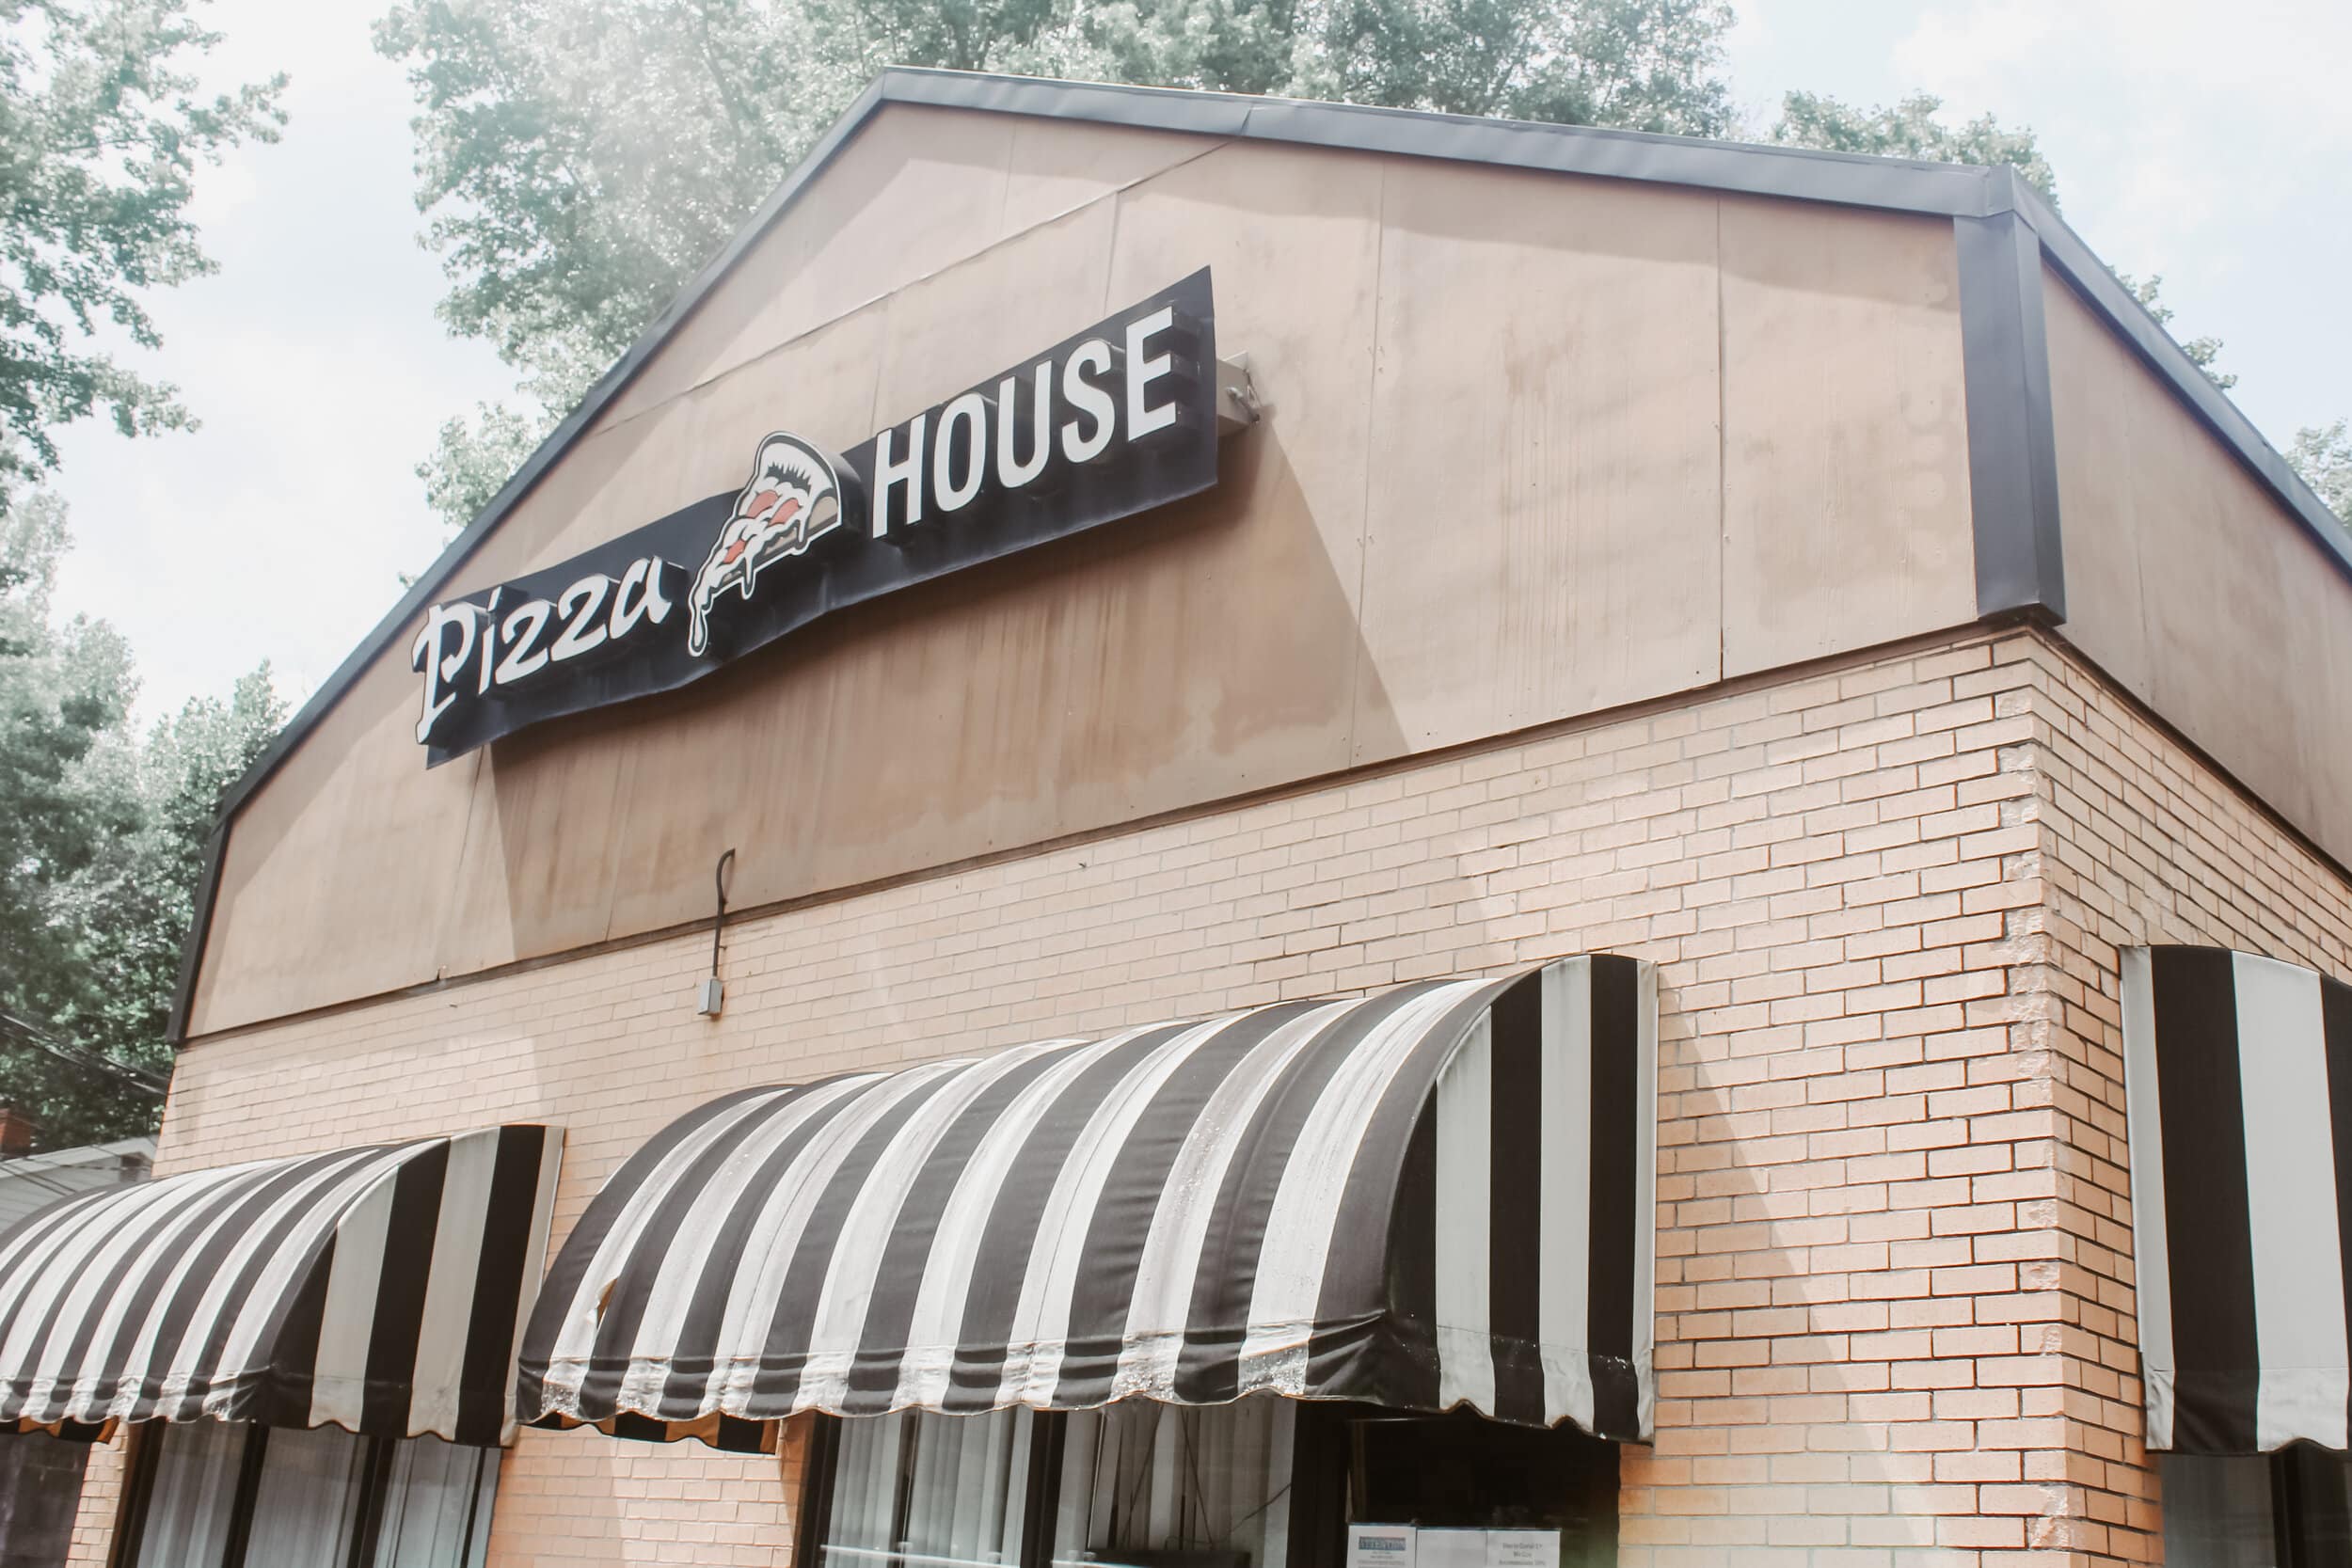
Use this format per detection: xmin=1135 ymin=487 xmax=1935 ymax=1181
xmin=411 ymin=270 xmax=1229 ymax=765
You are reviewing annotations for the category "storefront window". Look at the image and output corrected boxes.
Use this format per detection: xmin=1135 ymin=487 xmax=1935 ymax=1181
xmin=824 ymin=1409 xmax=1041 ymax=1568
xmin=243 ymin=1424 xmax=373 ymax=1565
xmin=0 ymin=1431 xmax=97 ymax=1568
xmin=1345 ymin=1412 xmax=1617 ymax=1568
xmin=1053 ymin=1398 xmax=1295 ymax=1568
xmin=2161 ymin=1454 xmax=2276 ymax=1566
xmin=2277 ymin=1446 xmax=2352 ymax=1560
xmin=811 ymin=1400 xmax=1619 ymax=1568
xmin=122 ymin=1422 xmax=498 ymax=1568
xmin=373 ymin=1436 xmax=506 ymax=1568
xmin=2160 ymin=1448 xmax=2352 ymax=1566
xmin=130 ymin=1420 xmax=245 ymax=1568
xmin=819 ymin=1402 xmax=1293 ymax=1568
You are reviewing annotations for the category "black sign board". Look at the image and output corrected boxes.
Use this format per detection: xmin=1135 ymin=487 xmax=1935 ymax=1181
xmin=411 ymin=269 xmax=1219 ymax=765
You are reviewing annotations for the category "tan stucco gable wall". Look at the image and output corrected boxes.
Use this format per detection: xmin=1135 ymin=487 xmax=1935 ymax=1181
xmin=2043 ymin=272 xmax=2352 ymax=870
xmin=187 ymin=106 xmax=1982 ymax=1037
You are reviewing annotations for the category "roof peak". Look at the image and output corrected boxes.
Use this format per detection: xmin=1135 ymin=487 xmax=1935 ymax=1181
xmin=168 ymin=67 xmax=2344 ymax=1043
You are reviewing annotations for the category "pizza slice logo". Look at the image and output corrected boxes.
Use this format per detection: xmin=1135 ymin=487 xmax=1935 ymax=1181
xmin=687 ymin=433 xmax=844 ymax=657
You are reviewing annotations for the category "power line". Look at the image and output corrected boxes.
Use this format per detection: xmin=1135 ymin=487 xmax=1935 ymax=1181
xmin=0 ymin=1009 xmax=168 ymax=1099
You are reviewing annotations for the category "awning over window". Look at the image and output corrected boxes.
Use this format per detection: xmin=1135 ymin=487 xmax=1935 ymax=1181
xmin=517 ymin=957 xmax=1656 ymax=1446
xmin=2126 ymin=947 xmax=2352 ymax=1454
xmin=0 ymin=1124 xmax=564 ymax=1447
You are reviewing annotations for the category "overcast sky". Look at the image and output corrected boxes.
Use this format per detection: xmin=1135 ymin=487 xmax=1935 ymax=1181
xmin=40 ymin=0 xmax=2352 ymax=724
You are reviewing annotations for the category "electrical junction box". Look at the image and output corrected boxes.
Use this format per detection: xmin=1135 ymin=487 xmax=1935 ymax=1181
xmin=695 ymin=977 xmax=724 ymax=1017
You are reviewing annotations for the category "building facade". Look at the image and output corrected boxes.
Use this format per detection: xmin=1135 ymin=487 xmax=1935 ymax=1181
xmin=4 ymin=68 xmax=2349 ymax=1568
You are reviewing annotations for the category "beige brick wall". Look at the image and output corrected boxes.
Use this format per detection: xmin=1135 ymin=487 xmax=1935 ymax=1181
xmin=2024 ymin=634 xmax=2352 ymax=1564
xmin=64 ymin=625 xmax=2352 ymax=1567
xmin=65 ymin=1442 xmax=123 ymax=1566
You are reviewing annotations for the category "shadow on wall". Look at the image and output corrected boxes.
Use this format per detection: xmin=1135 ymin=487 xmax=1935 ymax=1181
xmin=1627 ymin=979 xmax=2073 ymax=1554
xmin=472 ymin=412 xmax=1408 ymax=981
xmin=485 ymin=1427 xmax=799 ymax=1567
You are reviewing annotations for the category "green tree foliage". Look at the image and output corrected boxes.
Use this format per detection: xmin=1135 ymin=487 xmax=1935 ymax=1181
xmin=1276 ymin=0 xmax=1733 ymax=131
xmin=0 ymin=0 xmax=286 ymax=514
xmin=0 ymin=494 xmax=283 ymax=1148
xmin=415 ymin=397 xmax=545 ymax=546
xmin=1770 ymin=90 xmax=2058 ymax=202
xmin=376 ymin=0 xmax=1737 ymax=533
xmin=2112 ymin=271 xmax=2234 ymax=390
xmin=2291 ymin=420 xmax=2352 ymax=525
xmin=0 ymin=494 xmax=135 ymax=1030
xmin=1766 ymin=93 xmax=2250 ymax=397
xmin=383 ymin=3 xmax=2334 ymax=551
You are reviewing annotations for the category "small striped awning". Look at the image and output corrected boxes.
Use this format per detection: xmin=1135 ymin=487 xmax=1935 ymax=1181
xmin=517 ymin=957 xmax=1657 ymax=1446
xmin=0 ymin=1124 xmax=564 ymax=1447
xmin=2126 ymin=946 xmax=2352 ymax=1454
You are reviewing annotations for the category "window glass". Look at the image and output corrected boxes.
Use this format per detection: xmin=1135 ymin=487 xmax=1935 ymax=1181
xmin=813 ymin=1399 xmax=1632 ymax=1568
xmin=906 ymin=1410 xmax=1032 ymax=1568
xmin=2160 ymin=1453 xmax=2277 ymax=1568
xmin=823 ymin=1409 xmax=1039 ymax=1568
xmin=1053 ymin=1398 xmax=1295 ymax=1568
xmin=828 ymin=1412 xmax=913 ymax=1560
xmin=129 ymin=1421 xmax=246 ymax=1568
xmin=373 ymin=1436 xmax=499 ymax=1568
xmin=1348 ymin=1411 xmax=1618 ymax=1568
xmin=125 ymin=1422 xmax=501 ymax=1568
xmin=0 ymin=1431 xmax=94 ymax=1568
xmin=242 ymin=1424 xmax=370 ymax=1568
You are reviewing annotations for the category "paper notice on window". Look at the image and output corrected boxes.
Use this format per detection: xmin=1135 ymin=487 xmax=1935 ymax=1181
xmin=1412 ymin=1528 xmax=1486 ymax=1568
xmin=1484 ymin=1530 xmax=1558 ymax=1568
xmin=1347 ymin=1526 xmax=1417 ymax=1568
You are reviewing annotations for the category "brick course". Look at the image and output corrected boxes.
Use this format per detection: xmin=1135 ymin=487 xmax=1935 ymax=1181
xmin=63 ymin=626 xmax=2352 ymax=1567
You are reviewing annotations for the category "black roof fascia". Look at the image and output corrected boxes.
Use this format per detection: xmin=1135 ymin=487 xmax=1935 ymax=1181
xmin=163 ymin=820 xmax=228 ymax=1044
xmin=166 ymin=66 xmax=2350 ymax=1044
xmin=933 ymin=69 xmax=2011 ymax=214
xmin=1957 ymin=187 xmax=2065 ymax=626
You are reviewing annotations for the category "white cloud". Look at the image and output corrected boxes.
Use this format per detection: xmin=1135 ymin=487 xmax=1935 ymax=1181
xmin=186 ymin=158 xmax=262 ymax=230
xmin=41 ymin=0 xmax=518 ymax=724
xmin=1899 ymin=0 xmax=2351 ymax=136
xmin=1731 ymin=0 xmax=2349 ymax=457
xmin=1886 ymin=0 xmax=2352 ymax=445
xmin=35 ymin=0 xmax=2352 ymax=735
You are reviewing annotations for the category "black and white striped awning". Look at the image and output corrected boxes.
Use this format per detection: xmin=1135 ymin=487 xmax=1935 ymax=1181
xmin=2126 ymin=946 xmax=2352 ymax=1453
xmin=0 ymin=1124 xmax=563 ymax=1447
xmin=518 ymin=957 xmax=1657 ymax=1446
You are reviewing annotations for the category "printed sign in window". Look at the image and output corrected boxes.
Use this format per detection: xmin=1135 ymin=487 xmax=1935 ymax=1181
xmin=1346 ymin=1525 xmax=1417 ymax=1568
xmin=1484 ymin=1529 xmax=1561 ymax=1568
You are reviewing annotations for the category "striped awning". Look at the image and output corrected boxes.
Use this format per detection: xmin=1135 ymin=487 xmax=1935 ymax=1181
xmin=0 ymin=1124 xmax=564 ymax=1447
xmin=517 ymin=957 xmax=1657 ymax=1446
xmin=2126 ymin=946 xmax=2352 ymax=1454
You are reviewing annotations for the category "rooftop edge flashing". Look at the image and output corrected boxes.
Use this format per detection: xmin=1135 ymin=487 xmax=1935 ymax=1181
xmin=163 ymin=66 xmax=2350 ymax=1045
xmin=1957 ymin=185 xmax=2065 ymax=626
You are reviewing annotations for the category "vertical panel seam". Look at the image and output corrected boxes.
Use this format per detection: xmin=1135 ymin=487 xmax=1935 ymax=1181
xmin=1712 ymin=197 xmax=1727 ymax=683
xmin=1344 ymin=162 xmax=1391 ymax=769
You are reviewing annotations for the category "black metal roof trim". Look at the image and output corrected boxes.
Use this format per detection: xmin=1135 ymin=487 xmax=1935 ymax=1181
xmin=937 ymin=69 xmax=2010 ymax=214
xmin=165 ymin=66 xmax=2350 ymax=1044
xmin=1958 ymin=194 xmax=2065 ymax=625
xmin=163 ymin=820 xmax=227 ymax=1044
